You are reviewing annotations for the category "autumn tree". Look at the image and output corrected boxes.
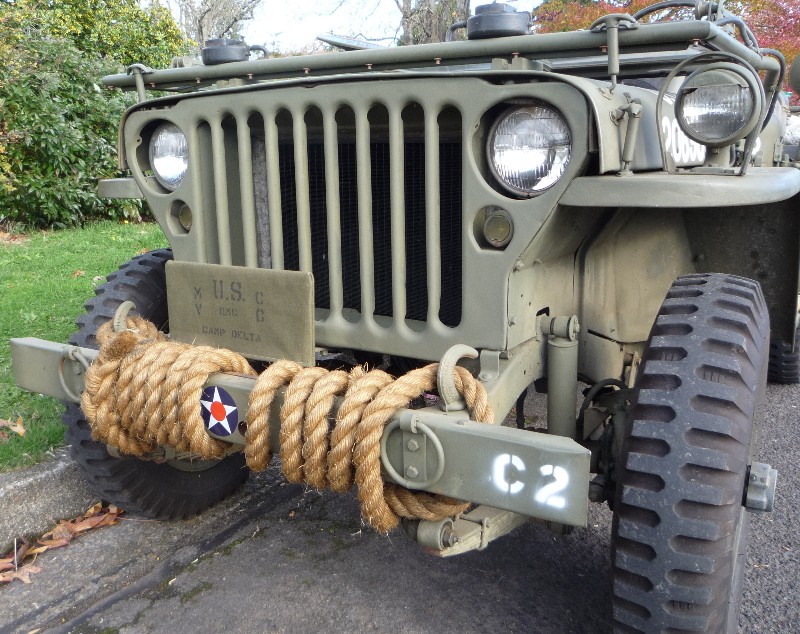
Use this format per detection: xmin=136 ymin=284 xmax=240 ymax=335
xmin=532 ymin=0 xmax=799 ymax=66
xmin=163 ymin=0 xmax=264 ymax=44
xmin=532 ymin=0 xmax=649 ymax=34
xmin=395 ymin=0 xmax=470 ymax=45
xmin=740 ymin=0 xmax=800 ymax=66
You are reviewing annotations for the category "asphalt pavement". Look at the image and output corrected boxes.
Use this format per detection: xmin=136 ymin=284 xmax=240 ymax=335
xmin=0 ymin=385 xmax=798 ymax=633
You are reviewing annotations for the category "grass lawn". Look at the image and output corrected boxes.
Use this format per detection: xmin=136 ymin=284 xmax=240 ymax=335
xmin=0 ymin=221 xmax=167 ymax=472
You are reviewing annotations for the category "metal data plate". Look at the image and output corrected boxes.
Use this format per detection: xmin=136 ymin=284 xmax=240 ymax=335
xmin=166 ymin=261 xmax=315 ymax=365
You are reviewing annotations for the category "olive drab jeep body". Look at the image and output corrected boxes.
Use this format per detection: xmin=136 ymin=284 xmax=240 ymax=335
xmin=10 ymin=1 xmax=800 ymax=631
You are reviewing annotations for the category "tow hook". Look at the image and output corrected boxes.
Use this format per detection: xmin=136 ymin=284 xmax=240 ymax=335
xmin=437 ymin=344 xmax=480 ymax=413
xmin=744 ymin=462 xmax=778 ymax=513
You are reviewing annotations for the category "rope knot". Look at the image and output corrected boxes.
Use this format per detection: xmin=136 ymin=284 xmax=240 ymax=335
xmin=81 ymin=318 xmax=494 ymax=533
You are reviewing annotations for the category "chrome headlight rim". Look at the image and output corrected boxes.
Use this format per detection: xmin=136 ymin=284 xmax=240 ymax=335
xmin=655 ymin=51 xmax=766 ymax=175
xmin=674 ymin=62 xmax=762 ymax=149
xmin=486 ymin=102 xmax=572 ymax=198
xmin=148 ymin=122 xmax=189 ymax=192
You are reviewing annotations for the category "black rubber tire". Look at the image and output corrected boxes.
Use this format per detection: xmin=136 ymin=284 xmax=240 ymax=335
xmin=611 ymin=273 xmax=769 ymax=633
xmin=63 ymin=249 xmax=248 ymax=520
xmin=767 ymin=331 xmax=800 ymax=384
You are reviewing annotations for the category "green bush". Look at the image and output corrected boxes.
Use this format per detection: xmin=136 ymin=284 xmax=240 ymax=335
xmin=0 ymin=2 xmax=187 ymax=228
xmin=0 ymin=37 xmax=141 ymax=227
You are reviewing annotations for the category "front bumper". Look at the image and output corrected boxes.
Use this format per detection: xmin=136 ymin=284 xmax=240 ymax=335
xmin=10 ymin=336 xmax=591 ymax=527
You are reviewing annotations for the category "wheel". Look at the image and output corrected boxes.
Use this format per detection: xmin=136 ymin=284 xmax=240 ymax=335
xmin=63 ymin=249 xmax=248 ymax=519
xmin=611 ymin=273 xmax=769 ymax=633
xmin=767 ymin=331 xmax=800 ymax=384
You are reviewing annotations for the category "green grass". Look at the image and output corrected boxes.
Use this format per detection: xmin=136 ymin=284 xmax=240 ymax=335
xmin=0 ymin=221 xmax=167 ymax=472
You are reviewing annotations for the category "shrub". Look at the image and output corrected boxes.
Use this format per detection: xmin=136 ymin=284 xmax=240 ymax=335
xmin=0 ymin=36 xmax=141 ymax=227
xmin=0 ymin=1 xmax=187 ymax=227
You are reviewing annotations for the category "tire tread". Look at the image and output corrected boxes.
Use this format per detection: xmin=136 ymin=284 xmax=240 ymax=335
xmin=611 ymin=274 xmax=768 ymax=633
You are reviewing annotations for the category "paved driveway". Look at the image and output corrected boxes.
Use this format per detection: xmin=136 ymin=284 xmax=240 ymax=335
xmin=1 ymin=385 xmax=797 ymax=633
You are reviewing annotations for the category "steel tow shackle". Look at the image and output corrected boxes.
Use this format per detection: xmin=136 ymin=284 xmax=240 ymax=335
xmin=437 ymin=344 xmax=480 ymax=413
xmin=589 ymin=13 xmax=638 ymax=91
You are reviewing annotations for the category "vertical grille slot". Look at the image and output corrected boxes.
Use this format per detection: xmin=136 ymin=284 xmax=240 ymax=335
xmin=335 ymin=107 xmax=362 ymax=315
xmin=306 ymin=108 xmax=330 ymax=311
xmin=209 ymin=115 xmax=232 ymax=265
xmin=195 ymin=116 xmax=248 ymax=266
xmin=209 ymin=115 xmax=246 ymax=266
xmin=238 ymin=115 xmax=258 ymax=268
xmin=402 ymin=104 xmax=429 ymax=324
xmin=277 ymin=146 xmax=299 ymax=271
xmin=369 ymin=105 xmax=393 ymax=320
xmin=249 ymin=96 xmax=462 ymax=329
xmin=438 ymin=107 xmax=463 ymax=328
xmin=251 ymin=108 xmax=286 ymax=269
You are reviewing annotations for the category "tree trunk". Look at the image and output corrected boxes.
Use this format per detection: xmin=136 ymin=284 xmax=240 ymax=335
xmin=397 ymin=0 xmax=470 ymax=45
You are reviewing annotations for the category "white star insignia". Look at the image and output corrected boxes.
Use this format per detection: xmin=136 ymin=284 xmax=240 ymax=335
xmin=200 ymin=386 xmax=238 ymax=435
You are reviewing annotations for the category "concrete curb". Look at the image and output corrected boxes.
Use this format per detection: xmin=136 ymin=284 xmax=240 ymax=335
xmin=1 ymin=448 xmax=97 ymax=553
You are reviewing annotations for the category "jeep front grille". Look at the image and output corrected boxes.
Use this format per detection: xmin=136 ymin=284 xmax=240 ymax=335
xmin=196 ymin=101 xmax=463 ymax=330
xmin=273 ymin=132 xmax=462 ymax=327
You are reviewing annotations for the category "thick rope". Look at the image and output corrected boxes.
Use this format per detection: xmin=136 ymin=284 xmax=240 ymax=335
xmin=81 ymin=319 xmax=494 ymax=533
xmin=82 ymin=317 xmax=256 ymax=459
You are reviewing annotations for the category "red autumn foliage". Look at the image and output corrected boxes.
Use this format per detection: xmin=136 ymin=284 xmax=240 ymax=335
xmin=532 ymin=0 xmax=800 ymax=97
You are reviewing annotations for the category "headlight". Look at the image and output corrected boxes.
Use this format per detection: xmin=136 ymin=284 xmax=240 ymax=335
xmin=488 ymin=104 xmax=571 ymax=196
xmin=675 ymin=66 xmax=761 ymax=147
xmin=149 ymin=123 xmax=188 ymax=191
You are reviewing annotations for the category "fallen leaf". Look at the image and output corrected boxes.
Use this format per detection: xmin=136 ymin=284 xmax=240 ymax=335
xmin=93 ymin=512 xmax=121 ymax=529
xmin=36 ymin=536 xmax=71 ymax=549
xmin=0 ymin=503 xmax=124 ymax=584
xmin=0 ymin=541 xmax=28 ymax=571
xmin=39 ymin=504 xmax=123 ymax=548
xmin=71 ymin=269 xmax=86 ymax=278
xmin=14 ymin=541 xmax=31 ymax=561
xmin=0 ymin=231 xmax=27 ymax=245
xmin=71 ymin=515 xmax=107 ymax=533
xmin=0 ymin=417 xmax=25 ymax=437
xmin=0 ymin=565 xmax=42 ymax=584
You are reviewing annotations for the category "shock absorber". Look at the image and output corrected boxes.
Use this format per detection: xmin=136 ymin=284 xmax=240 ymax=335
xmin=543 ymin=315 xmax=580 ymax=440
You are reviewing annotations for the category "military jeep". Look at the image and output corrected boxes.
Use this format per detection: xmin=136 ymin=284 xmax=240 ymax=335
xmin=10 ymin=1 xmax=800 ymax=631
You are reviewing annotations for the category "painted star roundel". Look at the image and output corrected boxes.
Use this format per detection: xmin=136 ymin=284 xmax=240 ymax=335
xmin=200 ymin=386 xmax=239 ymax=437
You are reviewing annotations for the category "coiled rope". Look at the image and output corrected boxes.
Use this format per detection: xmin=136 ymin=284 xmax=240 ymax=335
xmin=80 ymin=317 xmax=494 ymax=532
